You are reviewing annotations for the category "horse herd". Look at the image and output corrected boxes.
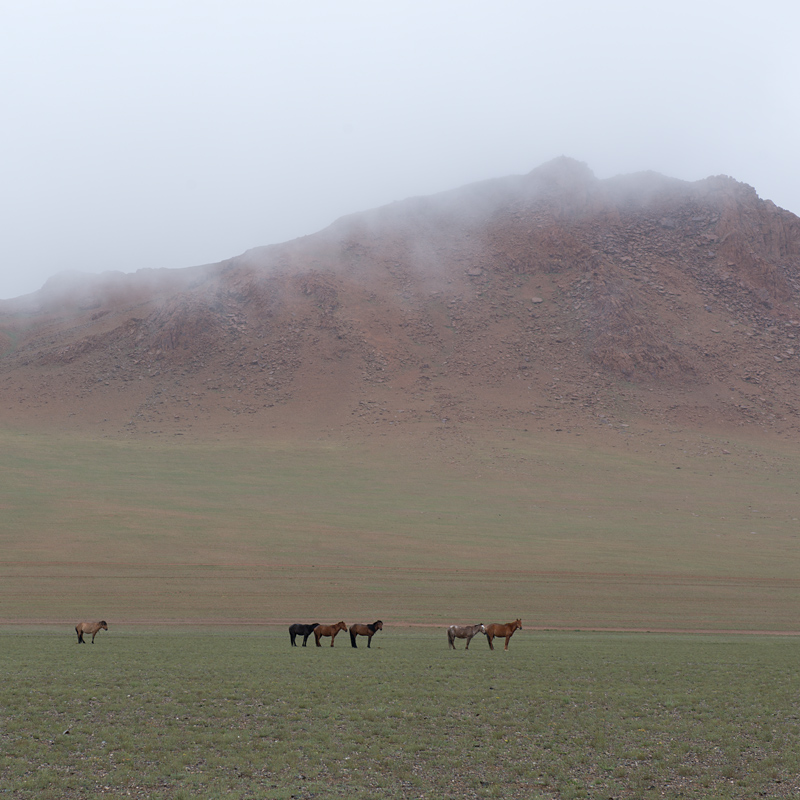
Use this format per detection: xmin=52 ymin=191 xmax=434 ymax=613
xmin=75 ymin=618 xmax=522 ymax=650
xmin=290 ymin=618 xmax=523 ymax=651
xmin=289 ymin=620 xmax=383 ymax=648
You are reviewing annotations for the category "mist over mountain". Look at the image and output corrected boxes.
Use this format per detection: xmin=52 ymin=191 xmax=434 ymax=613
xmin=3 ymin=157 xmax=800 ymax=444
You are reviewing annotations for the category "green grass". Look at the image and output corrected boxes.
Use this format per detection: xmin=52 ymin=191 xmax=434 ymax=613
xmin=1 ymin=629 xmax=798 ymax=799
xmin=1 ymin=429 xmax=800 ymax=629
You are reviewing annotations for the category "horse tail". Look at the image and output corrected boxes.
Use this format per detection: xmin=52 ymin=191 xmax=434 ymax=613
xmin=350 ymin=629 xmax=358 ymax=648
xmin=447 ymin=628 xmax=454 ymax=648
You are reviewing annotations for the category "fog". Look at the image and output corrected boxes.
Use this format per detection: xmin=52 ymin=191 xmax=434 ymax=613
xmin=2 ymin=0 xmax=798 ymax=300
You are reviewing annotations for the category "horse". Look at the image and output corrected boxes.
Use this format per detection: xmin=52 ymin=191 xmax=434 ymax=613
xmin=289 ymin=622 xmax=319 ymax=647
xmin=349 ymin=620 xmax=383 ymax=648
xmin=485 ymin=619 xmax=522 ymax=650
xmin=75 ymin=620 xmax=108 ymax=644
xmin=447 ymin=623 xmax=486 ymax=649
xmin=313 ymin=621 xmax=347 ymax=647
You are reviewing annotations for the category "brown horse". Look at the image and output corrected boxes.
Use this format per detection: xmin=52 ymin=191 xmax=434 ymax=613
xmin=314 ymin=621 xmax=347 ymax=647
xmin=75 ymin=620 xmax=108 ymax=644
xmin=447 ymin=623 xmax=486 ymax=649
xmin=485 ymin=619 xmax=521 ymax=650
xmin=349 ymin=620 xmax=383 ymax=648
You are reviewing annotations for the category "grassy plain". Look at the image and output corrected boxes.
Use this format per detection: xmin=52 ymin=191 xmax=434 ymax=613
xmin=1 ymin=428 xmax=799 ymax=629
xmin=2 ymin=629 xmax=799 ymax=799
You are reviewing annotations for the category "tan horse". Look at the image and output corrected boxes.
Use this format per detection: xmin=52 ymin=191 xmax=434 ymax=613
xmin=75 ymin=620 xmax=108 ymax=644
xmin=314 ymin=621 xmax=347 ymax=647
xmin=485 ymin=619 xmax=521 ymax=650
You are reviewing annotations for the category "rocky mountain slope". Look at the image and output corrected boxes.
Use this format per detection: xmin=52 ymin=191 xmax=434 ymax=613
xmin=2 ymin=157 xmax=800 ymax=443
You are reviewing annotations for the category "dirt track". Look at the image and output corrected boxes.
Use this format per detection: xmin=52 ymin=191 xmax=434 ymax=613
xmin=2 ymin=619 xmax=798 ymax=636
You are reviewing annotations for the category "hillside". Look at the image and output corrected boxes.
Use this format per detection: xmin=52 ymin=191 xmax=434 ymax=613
xmin=2 ymin=156 xmax=800 ymax=445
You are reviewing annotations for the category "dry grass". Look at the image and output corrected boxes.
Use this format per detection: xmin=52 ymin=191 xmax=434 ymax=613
xmin=2 ymin=428 xmax=799 ymax=630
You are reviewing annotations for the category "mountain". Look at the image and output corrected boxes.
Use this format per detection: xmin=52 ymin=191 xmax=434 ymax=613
xmin=2 ymin=156 xmax=800 ymax=443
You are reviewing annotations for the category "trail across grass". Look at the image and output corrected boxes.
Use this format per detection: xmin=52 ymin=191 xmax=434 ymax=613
xmin=2 ymin=629 xmax=799 ymax=799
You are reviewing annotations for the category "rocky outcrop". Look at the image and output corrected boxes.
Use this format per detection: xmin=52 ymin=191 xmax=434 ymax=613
xmin=2 ymin=158 xmax=800 ymax=438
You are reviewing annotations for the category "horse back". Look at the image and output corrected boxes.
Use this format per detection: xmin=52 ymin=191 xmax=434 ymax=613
xmin=317 ymin=622 xmax=346 ymax=636
xmin=290 ymin=623 xmax=319 ymax=635
xmin=487 ymin=620 xmax=521 ymax=637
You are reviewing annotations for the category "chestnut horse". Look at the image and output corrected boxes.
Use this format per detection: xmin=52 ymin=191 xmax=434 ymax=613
xmin=485 ymin=619 xmax=521 ymax=650
xmin=349 ymin=620 xmax=383 ymax=648
xmin=314 ymin=621 xmax=347 ymax=647
xmin=289 ymin=623 xmax=319 ymax=647
xmin=75 ymin=620 xmax=108 ymax=644
xmin=447 ymin=623 xmax=486 ymax=649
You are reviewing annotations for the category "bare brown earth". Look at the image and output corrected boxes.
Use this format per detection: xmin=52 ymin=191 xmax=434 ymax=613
xmin=2 ymin=158 xmax=800 ymax=631
xmin=2 ymin=156 xmax=800 ymax=448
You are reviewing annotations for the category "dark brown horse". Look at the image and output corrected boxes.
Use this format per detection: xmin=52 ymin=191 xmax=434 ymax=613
xmin=314 ymin=621 xmax=347 ymax=647
xmin=485 ymin=619 xmax=521 ymax=650
xmin=349 ymin=620 xmax=383 ymax=648
xmin=289 ymin=623 xmax=319 ymax=647
xmin=447 ymin=623 xmax=486 ymax=649
xmin=75 ymin=620 xmax=108 ymax=644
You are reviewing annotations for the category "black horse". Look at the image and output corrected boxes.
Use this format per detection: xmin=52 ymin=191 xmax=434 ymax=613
xmin=289 ymin=623 xmax=320 ymax=647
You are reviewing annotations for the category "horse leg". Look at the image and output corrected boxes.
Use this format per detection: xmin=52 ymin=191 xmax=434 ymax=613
xmin=77 ymin=630 xmax=84 ymax=643
xmin=350 ymin=631 xmax=358 ymax=648
xmin=504 ymin=635 xmax=510 ymax=650
xmin=366 ymin=635 xmax=372 ymax=648
xmin=465 ymin=634 xmax=473 ymax=650
xmin=314 ymin=632 xmax=322 ymax=647
xmin=487 ymin=633 xmax=494 ymax=650
xmin=290 ymin=632 xmax=296 ymax=646
xmin=301 ymin=633 xmax=309 ymax=646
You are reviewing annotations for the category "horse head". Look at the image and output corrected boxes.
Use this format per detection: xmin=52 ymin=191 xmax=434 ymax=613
xmin=374 ymin=620 xmax=384 ymax=630
xmin=480 ymin=624 xmax=487 ymax=634
xmin=514 ymin=619 xmax=522 ymax=630
xmin=99 ymin=621 xmax=108 ymax=630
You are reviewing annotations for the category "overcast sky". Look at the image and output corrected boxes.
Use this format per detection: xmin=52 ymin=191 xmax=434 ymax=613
xmin=2 ymin=1 xmax=798 ymax=300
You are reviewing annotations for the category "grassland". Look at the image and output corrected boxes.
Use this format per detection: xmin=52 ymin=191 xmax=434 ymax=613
xmin=1 ymin=428 xmax=799 ymax=629
xmin=3 ymin=427 xmax=800 ymax=798
xmin=2 ymin=629 xmax=799 ymax=799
